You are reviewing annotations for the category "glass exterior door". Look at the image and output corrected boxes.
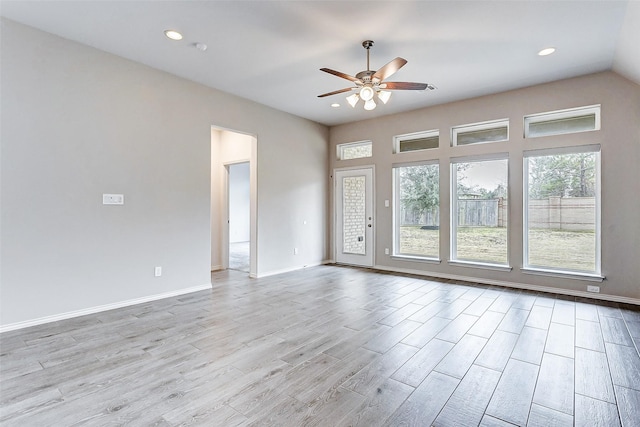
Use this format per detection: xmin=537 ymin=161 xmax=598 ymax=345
xmin=335 ymin=168 xmax=374 ymax=266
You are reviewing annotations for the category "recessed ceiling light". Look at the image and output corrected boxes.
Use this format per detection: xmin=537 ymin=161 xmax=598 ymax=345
xmin=538 ymin=47 xmax=556 ymax=56
xmin=164 ymin=30 xmax=183 ymax=41
xmin=331 ymin=103 xmax=340 ymax=108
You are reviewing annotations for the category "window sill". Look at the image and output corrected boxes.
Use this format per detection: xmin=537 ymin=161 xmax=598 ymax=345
xmin=447 ymin=260 xmax=513 ymax=271
xmin=448 ymin=260 xmax=512 ymax=272
xmin=521 ymin=268 xmax=604 ymax=282
xmin=391 ymin=255 xmax=441 ymax=264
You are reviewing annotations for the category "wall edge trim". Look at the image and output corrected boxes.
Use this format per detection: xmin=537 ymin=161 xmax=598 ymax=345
xmin=372 ymin=264 xmax=640 ymax=306
xmin=254 ymin=260 xmax=330 ymax=279
xmin=0 ymin=283 xmax=213 ymax=333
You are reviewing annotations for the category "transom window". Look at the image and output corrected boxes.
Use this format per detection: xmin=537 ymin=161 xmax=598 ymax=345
xmin=452 ymin=119 xmax=509 ymax=147
xmin=337 ymin=140 xmax=372 ymax=160
xmin=394 ymin=130 xmax=439 ymax=153
xmin=524 ymin=105 xmax=600 ymax=139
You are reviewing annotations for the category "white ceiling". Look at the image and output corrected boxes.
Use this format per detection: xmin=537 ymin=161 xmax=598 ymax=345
xmin=2 ymin=1 xmax=638 ymax=126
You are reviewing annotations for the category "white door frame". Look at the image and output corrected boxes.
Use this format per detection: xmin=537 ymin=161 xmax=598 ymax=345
xmin=213 ymin=126 xmax=258 ymax=278
xmin=334 ymin=166 xmax=375 ymax=267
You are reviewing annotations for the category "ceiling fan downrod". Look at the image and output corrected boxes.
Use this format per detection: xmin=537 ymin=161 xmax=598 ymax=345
xmin=363 ymin=40 xmax=374 ymax=71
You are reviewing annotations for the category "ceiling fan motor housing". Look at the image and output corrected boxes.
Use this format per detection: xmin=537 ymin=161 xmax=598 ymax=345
xmin=356 ymin=70 xmax=377 ymax=83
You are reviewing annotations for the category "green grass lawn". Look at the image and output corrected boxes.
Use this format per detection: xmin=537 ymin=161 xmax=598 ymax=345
xmin=399 ymin=226 xmax=595 ymax=270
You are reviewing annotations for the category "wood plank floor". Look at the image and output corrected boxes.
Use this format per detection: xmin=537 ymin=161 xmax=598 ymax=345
xmin=1 ymin=265 xmax=639 ymax=426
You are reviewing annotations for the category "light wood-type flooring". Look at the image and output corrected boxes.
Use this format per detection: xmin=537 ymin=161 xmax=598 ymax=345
xmin=1 ymin=266 xmax=640 ymax=426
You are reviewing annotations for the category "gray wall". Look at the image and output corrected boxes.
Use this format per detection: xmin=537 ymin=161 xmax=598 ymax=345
xmin=330 ymin=71 xmax=640 ymax=301
xmin=0 ymin=19 xmax=329 ymax=327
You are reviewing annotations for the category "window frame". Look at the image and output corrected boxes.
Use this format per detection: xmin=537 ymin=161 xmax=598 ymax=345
xmin=522 ymin=145 xmax=603 ymax=280
xmin=449 ymin=154 xmax=511 ymax=270
xmin=524 ymin=105 xmax=601 ymax=139
xmin=337 ymin=140 xmax=373 ymax=160
xmin=451 ymin=119 xmax=509 ymax=147
xmin=392 ymin=160 xmax=441 ymax=262
xmin=393 ymin=129 xmax=439 ymax=154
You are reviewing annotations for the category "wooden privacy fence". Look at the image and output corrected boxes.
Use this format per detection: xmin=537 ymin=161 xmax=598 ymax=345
xmin=528 ymin=196 xmax=595 ymax=231
xmin=401 ymin=199 xmax=507 ymax=227
xmin=401 ymin=196 xmax=594 ymax=230
xmin=457 ymin=199 xmax=507 ymax=227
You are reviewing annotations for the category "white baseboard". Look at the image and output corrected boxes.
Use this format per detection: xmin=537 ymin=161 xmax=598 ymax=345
xmin=373 ymin=264 xmax=640 ymax=306
xmin=254 ymin=261 xmax=328 ymax=279
xmin=0 ymin=283 xmax=212 ymax=334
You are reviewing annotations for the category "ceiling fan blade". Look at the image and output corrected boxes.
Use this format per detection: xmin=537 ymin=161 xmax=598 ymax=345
xmin=317 ymin=87 xmax=356 ymax=98
xmin=382 ymin=82 xmax=430 ymax=90
xmin=320 ymin=68 xmax=361 ymax=83
xmin=372 ymin=57 xmax=407 ymax=81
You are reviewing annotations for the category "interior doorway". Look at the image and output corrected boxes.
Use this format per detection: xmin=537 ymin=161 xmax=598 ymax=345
xmin=227 ymin=162 xmax=250 ymax=272
xmin=211 ymin=127 xmax=257 ymax=277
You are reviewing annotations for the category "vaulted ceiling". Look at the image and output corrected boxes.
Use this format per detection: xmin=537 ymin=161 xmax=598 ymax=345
xmin=2 ymin=1 xmax=638 ymax=126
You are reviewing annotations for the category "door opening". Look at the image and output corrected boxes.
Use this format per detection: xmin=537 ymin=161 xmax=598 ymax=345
xmin=211 ymin=127 xmax=257 ymax=277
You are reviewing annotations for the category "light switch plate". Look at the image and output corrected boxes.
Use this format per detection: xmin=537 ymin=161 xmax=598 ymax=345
xmin=103 ymin=194 xmax=124 ymax=205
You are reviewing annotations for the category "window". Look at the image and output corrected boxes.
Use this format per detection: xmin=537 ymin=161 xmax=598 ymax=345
xmin=452 ymin=119 xmax=509 ymax=146
xmin=524 ymin=105 xmax=600 ymax=138
xmin=523 ymin=145 xmax=601 ymax=276
xmin=394 ymin=130 xmax=439 ymax=153
xmin=451 ymin=157 xmax=509 ymax=266
xmin=337 ymin=141 xmax=372 ymax=160
xmin=393 ymin=162 xmax=440 ymax=259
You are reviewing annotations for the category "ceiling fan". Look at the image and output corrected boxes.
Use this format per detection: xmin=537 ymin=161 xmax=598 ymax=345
xmin=318 ymin=40 xmax=435 ymax=111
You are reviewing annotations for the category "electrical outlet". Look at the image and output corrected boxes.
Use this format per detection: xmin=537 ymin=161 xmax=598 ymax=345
xmin=294 ymin=248 xmax=299 ymax=255
xmin=587 ymin=285 xmax=600 ymax=293
xmin=154 ymin=266 xmax=162 ymax=277
xmin=385 ymin=248 xmax=389 ymax=255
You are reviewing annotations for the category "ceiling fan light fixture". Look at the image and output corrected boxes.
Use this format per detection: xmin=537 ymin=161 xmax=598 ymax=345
xmin=346 ymin=94 xmax=360 ymax=108
xmin=364 ymin=99 xmax=377 ymax=111
xmin=359 ymin=86 xmax=375 ymax=101
xmin=377 ymin=90 xmax=391 ymax=104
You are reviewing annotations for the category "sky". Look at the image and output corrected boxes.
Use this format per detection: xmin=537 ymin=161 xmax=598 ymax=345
xmin=460 ymin=160 xmax=507 ymax=190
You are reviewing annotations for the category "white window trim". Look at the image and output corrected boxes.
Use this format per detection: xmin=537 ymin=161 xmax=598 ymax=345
xmin=448 ymin=260 xmax=513 ymax=272
xmin=450 ymin=155 xmax=510 ymax=267
xmin=392 ymin=255 xmax=442 ymax=264
xmin=393 ymin=129 xmax=439 ymax=154
xmin=451 ymin=118 xmax=509 ymax=147
xmin=393 ymin=160 xmax=440 ymax=260
xmin=522 ymin=146 xmax=601 ymax=276
xmin=524 ymin=104 xmax=601 ymax=138
xmin=521 ymin=267 xmax=604 ymax=282
xmin=337 ymin=140 xmax=372 ymax=160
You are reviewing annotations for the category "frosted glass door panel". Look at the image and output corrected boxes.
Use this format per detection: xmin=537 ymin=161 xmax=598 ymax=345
xmin=342 ymin=176 xmax=366 ymax=255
